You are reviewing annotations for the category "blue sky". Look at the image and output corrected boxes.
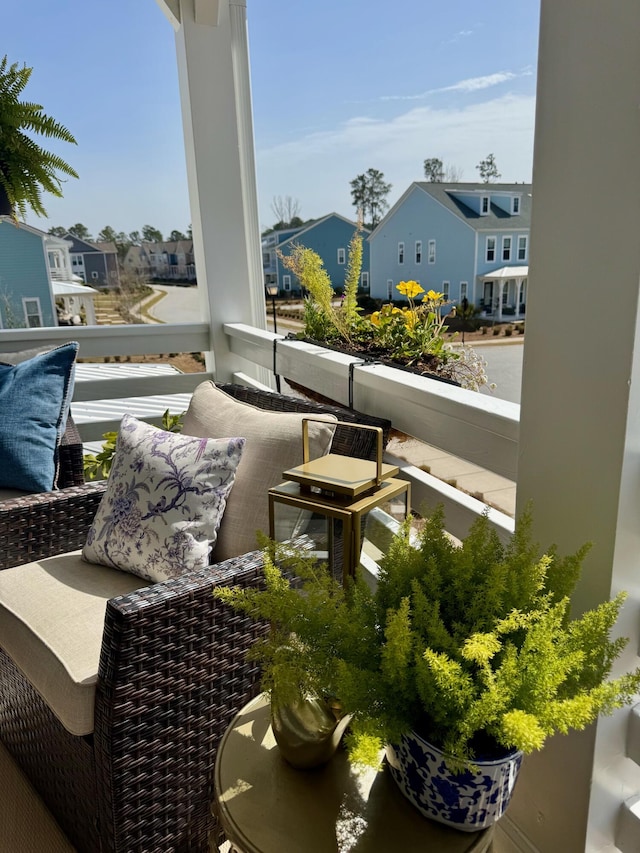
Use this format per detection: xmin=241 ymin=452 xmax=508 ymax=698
xmin=5 ymin=0 xmax=539 ymax=239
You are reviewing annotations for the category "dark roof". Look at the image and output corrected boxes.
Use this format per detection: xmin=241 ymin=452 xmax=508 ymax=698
xmin=415 ymin=182 xmax=532 ymax=229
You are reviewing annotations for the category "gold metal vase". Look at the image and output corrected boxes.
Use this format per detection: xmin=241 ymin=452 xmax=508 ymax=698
xmin=271 ymin=695 xmax=351 ymax=769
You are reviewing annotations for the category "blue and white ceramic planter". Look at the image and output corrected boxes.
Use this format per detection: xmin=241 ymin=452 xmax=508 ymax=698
xmin=386 ymin=731 xmax=523 ymax=832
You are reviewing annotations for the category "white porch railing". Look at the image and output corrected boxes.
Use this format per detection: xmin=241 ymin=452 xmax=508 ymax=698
xmin=0 ymin=321 xmax=517 ymax=542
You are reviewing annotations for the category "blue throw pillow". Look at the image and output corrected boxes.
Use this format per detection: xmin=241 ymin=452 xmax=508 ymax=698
xmin=0 ymin=342 xmax=79 ymax=492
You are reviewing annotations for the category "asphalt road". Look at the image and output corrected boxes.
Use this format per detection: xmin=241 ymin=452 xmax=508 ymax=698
xmin=477 ymin=342 xmax=523 ymax=404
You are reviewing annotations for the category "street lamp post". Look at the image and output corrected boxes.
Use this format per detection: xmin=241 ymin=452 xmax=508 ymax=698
xmin=266 ymin=284 xmax=279 ymax=334
xmin=265 ymin=284 xmax=281 ymax=392
xmin=461 ymin=296 xmax=469 ymax=345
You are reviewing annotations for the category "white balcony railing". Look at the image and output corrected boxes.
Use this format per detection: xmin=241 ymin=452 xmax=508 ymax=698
xmin=0 ymin=321 xmax=516 ymax=543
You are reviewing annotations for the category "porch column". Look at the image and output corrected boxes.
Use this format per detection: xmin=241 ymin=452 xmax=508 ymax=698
xmin=157 ymin=0 xmax=269 ymax=384
xmin=512 ymin=3 xmax=640 ymax=852
xmin=496 ymin=280 xmax=504 ymax=322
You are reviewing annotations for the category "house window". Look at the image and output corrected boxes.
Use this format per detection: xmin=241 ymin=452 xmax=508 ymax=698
xmin=486 ymin=236 xmax=496 ymax=262
xmin=502 ymin=237 xmax=512 ymax=262
xmin=442 ymin=281 xmax=450 ymax=300
xmin=262 ymin=252 xmax=271 ymax=266
xmin=23 ymin=298 xmax=43 ymax=329
xmin=398 ymin=242 xmax=404 ymax=264
xmin=91 ymin=271 xmax=99 ymax=280
xmin=512 ymin=196 xmax=520 ymax=214
xmin=481 ymin=196 xmax=490 ymax=215
xmin=517 ymin=235 xmax=528 ymax=261
xmin=460 ymin=281 xmax=468 ymax=301
xmin=502 ymin=287 xmax=509 ymax=306
xmin=337 ymin=248 xmax=346 ymax=265
xmin=415 ymin=241 xmax=422 ymax=264
xmin=387 ymin=279 xmax=394 ymax=300
xmin=283 ymin=275 xmax=291 ymax=292
xmin=360 ymin=272 xmax=369 ymax=289
xmin=428 ymin=240 xmax=436 ymax=264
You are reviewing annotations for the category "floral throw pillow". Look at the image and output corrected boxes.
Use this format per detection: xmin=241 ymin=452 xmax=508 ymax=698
xmin=82 ymin=413 xmax=245 ymax=583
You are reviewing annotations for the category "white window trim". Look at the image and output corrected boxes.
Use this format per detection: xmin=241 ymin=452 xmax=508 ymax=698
xmin=360 ymin=271 xmax=369 ymax=289
xmin=428 ymin=239 xmax=436 ymax=264
xmin=22 ymin=297 xmax=43 ymax=328
xmin=442 ymin=280 xmax=450 ymax=300
xmin=486 ymin=236 xmax=496 ymax=263
xmin=398 ymin=242 xmax=405 ymax=264
xmin=502 ymin=236 xmax=512 ymax=262
xmin=387 ymin=279 xmax=394 ymax=299
xmin=460 ymin=281 xmax=468 ymax=301
xmin=517 ymin=235 xmax=528 ymax=261
xmin=282 ymin=275 xmax=291 ymax=291
xmin=481 ymin=195 xmax=490 ymax=215
xmin=337 ymin=248 xmax=346 ymax=265
xmin=512 ymin=196 xmax=521 ymax=215
xmin=415 ymin=240 xmax=422 ymax=264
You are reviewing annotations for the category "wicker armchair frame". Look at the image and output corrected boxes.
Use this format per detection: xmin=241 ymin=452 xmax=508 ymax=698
xmin=0 ymin=384 xmax=392 ymax=852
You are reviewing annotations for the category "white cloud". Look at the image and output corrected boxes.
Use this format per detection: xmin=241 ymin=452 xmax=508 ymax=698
xmin=256 ymin=93 xmax=536 ymax=229
xmin=379 ymin=69 xmax=532 ymax=102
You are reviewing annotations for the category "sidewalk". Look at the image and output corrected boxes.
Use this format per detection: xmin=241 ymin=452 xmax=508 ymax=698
xmin=387 ymin=434 xmax=516 ymax=517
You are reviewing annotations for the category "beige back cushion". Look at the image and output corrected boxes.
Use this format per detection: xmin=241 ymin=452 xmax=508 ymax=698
xmin=182 ymin=383 xmax=336 ymax=561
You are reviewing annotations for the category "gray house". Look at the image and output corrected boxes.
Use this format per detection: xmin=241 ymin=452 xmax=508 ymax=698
xmin=65 ymin=235 xmax=121 ymax=288
xmin=369 ymin=182 xmax=532 ymax=320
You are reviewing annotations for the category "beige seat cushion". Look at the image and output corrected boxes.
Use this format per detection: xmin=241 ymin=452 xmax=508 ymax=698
xmin=0 ymin=551 xmax=143 ymax=736
xmin=182 ymin=382 xmax=337 ymax=561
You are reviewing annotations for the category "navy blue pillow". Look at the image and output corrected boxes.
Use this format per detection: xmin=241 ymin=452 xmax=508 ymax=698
xmin=0 ymin=342 xmax=79 ymax=492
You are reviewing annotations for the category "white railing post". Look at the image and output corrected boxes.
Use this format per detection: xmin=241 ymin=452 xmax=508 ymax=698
xmin=167 ymin=0 xmax=269 ymax=384
xmin=509 ymin=3 xmax=640 ymax=851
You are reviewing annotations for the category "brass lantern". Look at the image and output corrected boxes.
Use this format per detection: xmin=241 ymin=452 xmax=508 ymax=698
xmin=268 ymin=419 xmax=410 ymax=584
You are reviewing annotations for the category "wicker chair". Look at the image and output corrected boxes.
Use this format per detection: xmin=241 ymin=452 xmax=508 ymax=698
xmin=0 ymin=384 xmax=391 ymax=852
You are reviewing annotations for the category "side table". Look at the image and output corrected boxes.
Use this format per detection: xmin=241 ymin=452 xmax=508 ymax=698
xmin=213 ymin=694 xmax=494 ymax=853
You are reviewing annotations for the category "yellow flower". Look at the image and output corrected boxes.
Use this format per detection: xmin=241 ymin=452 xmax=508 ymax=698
xmin=396 ymin=280 xmax=424 ymax=299
xmin=403 ymin=310 xmax=418 ymax=330
xmin=370 ymin=311 xmax=380 ymax=327
xmin=422 ymin=289 xmax=444 ymax=303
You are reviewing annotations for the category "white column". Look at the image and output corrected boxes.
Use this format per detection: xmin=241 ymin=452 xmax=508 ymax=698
xmin=166 ymin=0 xmax=268 ymax=383
xmin=510 ymin=3 xmax=640 ymax=851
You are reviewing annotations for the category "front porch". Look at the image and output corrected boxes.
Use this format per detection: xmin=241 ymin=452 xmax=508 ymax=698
xmin=478 ymin=267 xmax=528 ymax=323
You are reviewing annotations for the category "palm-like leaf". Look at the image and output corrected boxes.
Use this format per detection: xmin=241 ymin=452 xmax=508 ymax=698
xmin=0 ymin=56 xmax=78 ymax=220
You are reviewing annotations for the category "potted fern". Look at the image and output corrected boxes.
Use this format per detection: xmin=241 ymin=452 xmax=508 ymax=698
xmin=215 ymin=508 xmax=640 ymax=832
xmin=0 ymin=55 xmax=78 ymax=220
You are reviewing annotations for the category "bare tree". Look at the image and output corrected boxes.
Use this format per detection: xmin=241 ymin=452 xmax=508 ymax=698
xmin=444 ymin=164 xmax=464 ymax=182
xmin=270 ymin=195 xmax=301 ymax=226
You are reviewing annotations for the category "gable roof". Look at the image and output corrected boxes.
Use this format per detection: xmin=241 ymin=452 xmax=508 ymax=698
xmin=94 ymin=241 xmax=118 ymax=254
xmin=368 ymin=182 xmax=532 ymax=240
xmin=276 ymin=212 xmax=369 ymax=249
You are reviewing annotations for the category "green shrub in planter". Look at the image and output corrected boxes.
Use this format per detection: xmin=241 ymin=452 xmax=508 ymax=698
xmin=215 ymin=509 xmax=640 ymax=768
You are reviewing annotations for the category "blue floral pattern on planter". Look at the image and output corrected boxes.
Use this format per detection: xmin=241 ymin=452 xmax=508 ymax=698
xmin=386 ymin=731 xmax=522 ymax=832
xmin=82 ymin=413 xmax=245 ymax=583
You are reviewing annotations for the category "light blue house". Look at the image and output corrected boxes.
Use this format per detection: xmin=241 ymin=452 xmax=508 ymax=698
xmin=0 ymin=218 xmax=98 ymax=328
xmin=263 ymin=214 xmax=370 ymax=295
xmin=368 ymin=183 xmax=531 ymax=320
